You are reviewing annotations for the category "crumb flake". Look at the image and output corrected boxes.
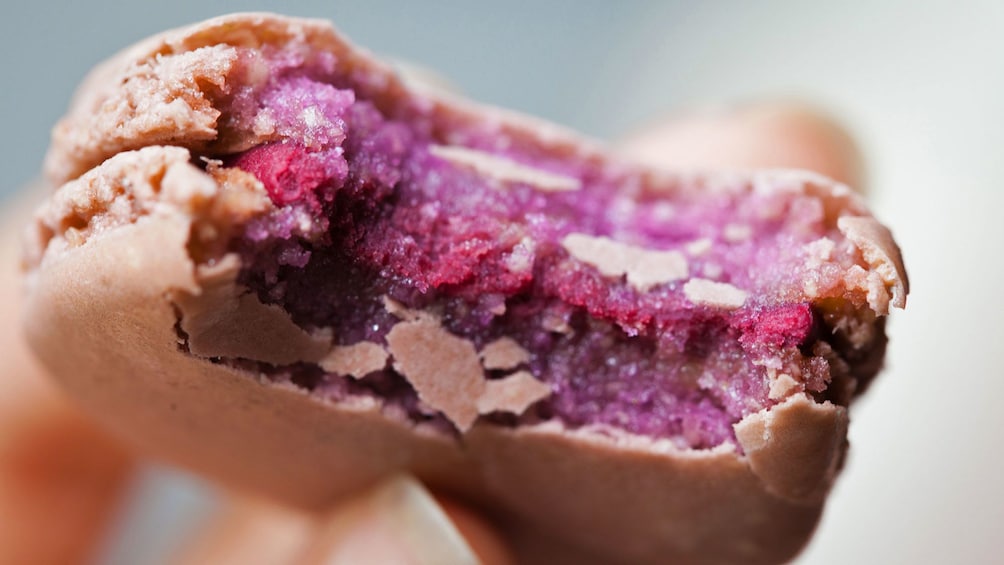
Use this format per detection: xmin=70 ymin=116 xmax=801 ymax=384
xmin=685 ymin=238 xmax=712 ymax=256
xmin=175 ymin=255 xmax=332 ymax=364
xmin=479 ymin=337 xmax=531 ymax=370
xmin=540 ymin=310 xmax=572 ymax=334
xmin=503 ymin=238 xmax=535 ymax=274
xmin=723 ymin=223 xmax=752 ymax=242
xmin=385 ymin=318 xmax=485 ymax=431
xmin=429 ymin=144 xmax=581 ymax=192
xmin=562 ymin=233 xmax=688 ymax=291
xmin=804 ymin=237 xmax=835 ymax=266
xmin=319 ymin=342 xmax=389 ymax=378
xmin=383 ymin=295 xmax=436 ymax=322
xmin=683 ymin=278 xmax=748 ymax=309
xmin=476 ymin=371 xmax=552 ymax=415
xmin=768 ymin=373 xmax=801 ymax=400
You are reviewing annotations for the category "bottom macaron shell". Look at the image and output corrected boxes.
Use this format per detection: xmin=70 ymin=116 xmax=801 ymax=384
xmin=468 ymin=422 xmax=822 ymax=565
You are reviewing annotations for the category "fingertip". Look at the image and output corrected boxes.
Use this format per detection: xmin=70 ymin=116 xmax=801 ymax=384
xmin=171 ymin=479 xmax=514 ymax=565
xmin=169 ymin=497 xmax=313 ymax=565
xmin=616 ymin=101 xmax=865 ymax=190
xmin=435 ymin=493 xmax=515 ymax=565
xmin=301 ymin=476 xmax=512 ymax=565
xmin=0 ymin=187 xmax=136 ymax=565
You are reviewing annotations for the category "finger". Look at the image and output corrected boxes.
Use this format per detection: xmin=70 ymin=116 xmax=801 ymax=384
xmin=170 ymin=476 xmax=513 ymax=565
xmin=168 ymin=496 xmax=314 ymax=565
xmin=0 ymin=187 xmax=136 ymax=565
xmin=300 ymin=476 xmax=512 ymax=565
xmin=615 ymin=101 xmax=864 ymax=189
xmin=433 ymin=494 xmax=515 ymax=565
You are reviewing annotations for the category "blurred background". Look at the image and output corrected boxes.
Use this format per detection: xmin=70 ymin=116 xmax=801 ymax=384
xmin=2 ymin=1 xmax=1001 ymax=563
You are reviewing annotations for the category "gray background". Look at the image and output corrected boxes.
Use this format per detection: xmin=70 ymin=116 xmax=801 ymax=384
xmin=3 ymin=1 xmax=1002 ymax=563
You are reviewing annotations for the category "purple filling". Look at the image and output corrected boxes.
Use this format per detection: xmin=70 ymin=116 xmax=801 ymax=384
xmin=208 ymin=47 xmax=882 ymax=448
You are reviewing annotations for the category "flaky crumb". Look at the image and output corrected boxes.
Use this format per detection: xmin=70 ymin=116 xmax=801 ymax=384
xmin=479 ymin=337 xmax=531 ymax=371
xmin=803 ymin=237 xmax=835 ymax=268
xmin=175 ymin=255 xmax=332 ymax=365
xmin=562 ymin=233 xmax=688 ymax=291
xmin=723 ymin=223 xmax=752 ymax=242
xmin=382 ymin=296 xmax=437 ymax=322
xmin=476 ymin=371 xmax=552 ymax=415
xmin=768 ymin=373 xmax=801 ymax=400
xmin=319 ymin=342 xmax=389 ymax=378
xmin=385 ymin=318 xmax=485 ymax=431
xmin=683 ymin=278 xmax=748 ymax=309
xmin=685 ymin=238 xmax=713 ymax=256
xmin=429 ymin=145 xmax=581 ymax=192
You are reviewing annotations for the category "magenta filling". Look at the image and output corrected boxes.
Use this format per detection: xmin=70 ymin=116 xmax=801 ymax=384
xmin=207 ymin=48 xmax=884 ymax=448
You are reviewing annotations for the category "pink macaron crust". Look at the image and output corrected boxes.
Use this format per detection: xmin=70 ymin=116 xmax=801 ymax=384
xmin=210 ymin=45 xmax=885 ymax=448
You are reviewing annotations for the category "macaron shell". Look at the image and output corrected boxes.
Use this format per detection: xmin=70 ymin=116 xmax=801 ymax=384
xmin=24 ymin=13 xmax=908 ymax=564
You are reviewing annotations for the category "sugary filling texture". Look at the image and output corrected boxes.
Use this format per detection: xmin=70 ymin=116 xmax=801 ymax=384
xmin=210 ymin=47 xmax=884 ymax=448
